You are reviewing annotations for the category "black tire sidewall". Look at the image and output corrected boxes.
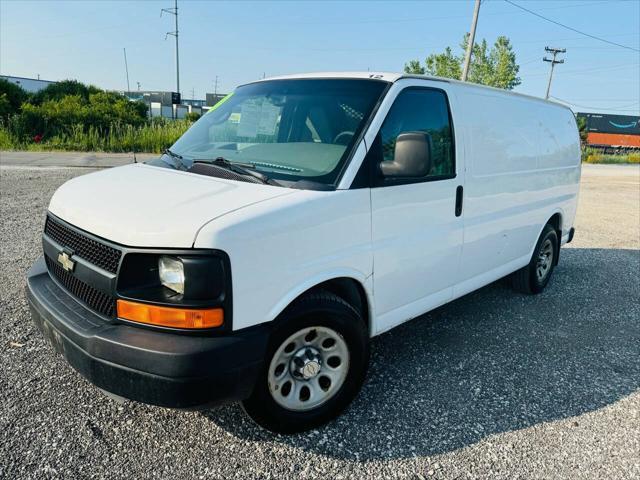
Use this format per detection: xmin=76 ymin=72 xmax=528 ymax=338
xmin=242 ymin=294 xmax=369 ymax=433
xmin=529 ymin=225 xmax=558 ymax=293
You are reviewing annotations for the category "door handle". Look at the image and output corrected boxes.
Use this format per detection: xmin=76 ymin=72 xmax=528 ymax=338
xmin=455 ymin=185 xmax=463 ymax=217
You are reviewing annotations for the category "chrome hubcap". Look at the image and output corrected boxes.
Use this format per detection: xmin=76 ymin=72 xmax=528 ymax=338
xmin=291 ymin=347 xmax=322 ymax=379
xmin=268 ymin=326 xmax=349 ymax=411
xmin=536 ymin=238 xmax=554 ymax=281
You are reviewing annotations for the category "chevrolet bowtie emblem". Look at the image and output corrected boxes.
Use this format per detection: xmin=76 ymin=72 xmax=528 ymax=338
xmin=57 ymin=251 xmax=75 ymax=272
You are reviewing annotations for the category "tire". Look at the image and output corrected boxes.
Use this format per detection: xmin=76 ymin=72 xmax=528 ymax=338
xmin=512 ymin=224 xmax=559 ymax=294
xmin=242 ymin=290 xmax=370 ymax=433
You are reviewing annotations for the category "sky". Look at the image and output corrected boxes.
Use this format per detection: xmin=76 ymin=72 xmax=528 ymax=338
xmin=1 ymin=0 xmax=639 ymax=115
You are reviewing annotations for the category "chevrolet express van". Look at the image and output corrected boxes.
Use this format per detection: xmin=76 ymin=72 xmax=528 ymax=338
xmin=27 ymin=72 xmax=580 ymax=433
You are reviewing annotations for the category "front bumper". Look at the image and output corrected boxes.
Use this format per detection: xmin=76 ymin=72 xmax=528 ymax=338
xmin=26 ymin=256 xmax=268 ymax=409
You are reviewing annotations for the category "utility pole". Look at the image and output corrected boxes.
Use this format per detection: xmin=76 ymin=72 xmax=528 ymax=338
xmin=191 ymin=87 xmax=195 ymax=100
xmin=461 ymin=0 xmax=481 ymax=82
xmin=123 ymin=48 xmax=131 ymax=96
xmin=213 ymin=76 xmax=218 ymax=97
xmin=162 ymin=0 xmax=180 ymax=96
xmin=136 ymin=81 xmax=141 ymax=91
xmin=543 ymin=46 xmax=565 ymax=99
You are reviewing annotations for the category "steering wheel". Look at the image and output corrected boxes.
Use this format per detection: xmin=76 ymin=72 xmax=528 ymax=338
xmin=333 ymin=131 xmax=355 ymax=145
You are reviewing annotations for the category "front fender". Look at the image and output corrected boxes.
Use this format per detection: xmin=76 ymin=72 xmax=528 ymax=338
xmin=265 ymin=269 xmax=375 ymax=328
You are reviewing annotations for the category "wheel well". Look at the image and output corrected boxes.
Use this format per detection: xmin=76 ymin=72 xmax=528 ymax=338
xmin=547 ymin=213 xmax=562 ymax=239
xmin=307 ymin=277 xmax=370 ymax=331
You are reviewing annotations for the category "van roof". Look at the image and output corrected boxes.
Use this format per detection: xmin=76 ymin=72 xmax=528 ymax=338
xmin=248 ymin=71 xmax=572 ymax=111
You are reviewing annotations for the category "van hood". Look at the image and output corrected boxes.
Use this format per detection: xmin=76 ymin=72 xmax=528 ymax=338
xmin=48 ymin=163 xmax=297 ymax=247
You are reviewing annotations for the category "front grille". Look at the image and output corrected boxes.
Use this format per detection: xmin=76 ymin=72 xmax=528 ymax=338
xmin=45 ymin=255 xmax=116 ymax=317
xmin=44 ymin=216 xmax=122 ymax=274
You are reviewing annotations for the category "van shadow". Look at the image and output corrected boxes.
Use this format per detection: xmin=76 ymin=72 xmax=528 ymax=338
xmin=202 ymin=248 xmax=640 ymax=460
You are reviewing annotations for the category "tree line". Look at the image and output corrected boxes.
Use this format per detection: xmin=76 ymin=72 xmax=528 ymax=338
xmin=0 ymin=79 xmax=149 ymax=142
xmin=404 ymin=34 xmax=521 ymax=90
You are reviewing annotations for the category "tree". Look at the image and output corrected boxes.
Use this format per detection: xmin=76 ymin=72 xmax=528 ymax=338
xmin=0 ymin=79 xmax=29 ymax=118
xmin=425 ymin=47 xmax=462 ymax=81
xmin=30 ymin=79 xmax=101 ymax=105
xmin=404 ymin=34 xmax=521 ymax=90
xmin=576 ymin=116 xmax=588 ymax=144
xmin=403 ymin=60 xmax=425 ymax=75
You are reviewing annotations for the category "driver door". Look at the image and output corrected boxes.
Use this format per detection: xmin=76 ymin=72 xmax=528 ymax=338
xmin=370 ymin=84 xmax=464 ymax=333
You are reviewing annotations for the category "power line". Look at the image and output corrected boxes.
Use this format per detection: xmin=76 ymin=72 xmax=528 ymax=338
xmin=504 ymin=0 xmax=640 ymax=52
xmin=550 ymin=96 xmax=640 ymax=112
xmin=229 ymin=1 xmax=612 ymax=26
xmin=525 ymin=62 xmax=639 ymax=77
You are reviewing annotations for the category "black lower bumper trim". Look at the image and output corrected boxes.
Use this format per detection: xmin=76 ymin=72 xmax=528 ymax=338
xmin=27 ymin=257 xmax=268 ymax=409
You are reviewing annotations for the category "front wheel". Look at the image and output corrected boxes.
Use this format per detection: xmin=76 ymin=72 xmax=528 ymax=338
xmin=512 ymin=224 xmax=559 ymax=294
xmin=242 ymin=291 xmax=369 ymax=433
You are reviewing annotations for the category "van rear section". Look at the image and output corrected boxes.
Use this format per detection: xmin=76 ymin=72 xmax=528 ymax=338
xmin=450 ymin=83 xmax=580 ymax=298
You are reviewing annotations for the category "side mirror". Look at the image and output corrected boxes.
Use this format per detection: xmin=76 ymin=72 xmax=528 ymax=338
xmin=379 ymin=132 xmax=432 ymax=178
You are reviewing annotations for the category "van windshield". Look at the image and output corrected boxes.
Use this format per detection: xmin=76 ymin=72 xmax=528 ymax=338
xmin=167 ymin=79 xmax=387 ymax=187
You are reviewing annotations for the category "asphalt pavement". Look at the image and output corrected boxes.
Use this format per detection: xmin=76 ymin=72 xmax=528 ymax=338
xmin=0 ymin=151 xmax=156 ymax=168
xmin=0 ymin=161 xmax=638 ymax=479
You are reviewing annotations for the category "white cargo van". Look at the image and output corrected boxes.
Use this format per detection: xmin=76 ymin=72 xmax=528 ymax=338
xmin=27 ymin=72 xmax=581 ymax=432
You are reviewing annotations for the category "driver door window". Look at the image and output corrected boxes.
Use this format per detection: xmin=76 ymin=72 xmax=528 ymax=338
xmin=379 ymin=88 xmax=455 ymax=180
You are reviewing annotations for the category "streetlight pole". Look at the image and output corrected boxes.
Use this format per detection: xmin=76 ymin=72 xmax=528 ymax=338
xmin=461 ymin=0 xmax=481 ymax=82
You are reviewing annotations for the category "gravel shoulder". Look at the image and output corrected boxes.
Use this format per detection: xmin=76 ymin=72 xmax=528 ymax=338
xmin=0 ymin=164 xmax=638 ymax=479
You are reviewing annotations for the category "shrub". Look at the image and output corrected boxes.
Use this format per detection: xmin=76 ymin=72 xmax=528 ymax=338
xmin=0 ymin=79 xmax=29 ymax=118
xmin=185 ymin=112 xmax=201 ymax=122
xmin=582 ymin=149 xmax=640 ymax=164
xmin=29 ymin=79 xmax=101 ymax=105
xmin=16 ymin=91 xmax=147 ymax=141
xmin=0 ymin=78 xmax=195 ymax=153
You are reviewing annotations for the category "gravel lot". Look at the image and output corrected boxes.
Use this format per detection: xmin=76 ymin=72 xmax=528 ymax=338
xmin=1 ymin=164 xmax=638 ymax=479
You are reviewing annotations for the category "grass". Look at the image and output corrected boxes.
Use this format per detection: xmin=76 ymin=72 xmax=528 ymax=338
xmin=2 ymin=121 xmax=639 ymax=163
xmin=582 ymin=147 xmax=640 ymax=165
xmin=0 ymin=120 xmax=192 ymax=154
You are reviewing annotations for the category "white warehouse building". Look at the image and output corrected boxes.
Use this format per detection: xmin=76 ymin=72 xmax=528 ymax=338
xmin=0 ymin=75 xmax=56 ymax=93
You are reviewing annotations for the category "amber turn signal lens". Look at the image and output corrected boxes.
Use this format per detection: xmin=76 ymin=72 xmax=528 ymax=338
xmin=116 ymin=299 xmax=224 ymax=329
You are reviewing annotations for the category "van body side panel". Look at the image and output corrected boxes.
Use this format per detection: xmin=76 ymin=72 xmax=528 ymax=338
xmin=193 ymin=189 xmax=374 ymax=332
xmin=452 ymin=85 xmax=580 ymax=296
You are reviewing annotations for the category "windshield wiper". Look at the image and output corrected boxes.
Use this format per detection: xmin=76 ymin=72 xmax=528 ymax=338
xmin=162 ymin=148 xmax=188 ymax=171
xmin=198 ymin=157 xmax=280 ymax=186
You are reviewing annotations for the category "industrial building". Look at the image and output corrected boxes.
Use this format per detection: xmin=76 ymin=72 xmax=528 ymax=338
xmin=122 ymin=90 xmax=227 ymax=119
xmin=0 ymin=75 xmax=56 ymax=93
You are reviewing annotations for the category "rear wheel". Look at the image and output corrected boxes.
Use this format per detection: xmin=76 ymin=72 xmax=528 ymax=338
xmin=242 ymin=291 xmax=369 ymax=433
xmin=512 ymin=224 xmax=558 ymax=294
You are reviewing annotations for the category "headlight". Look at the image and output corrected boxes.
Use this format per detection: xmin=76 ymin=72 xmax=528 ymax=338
xmin=159 ymin=256 xmax=185 ymax=294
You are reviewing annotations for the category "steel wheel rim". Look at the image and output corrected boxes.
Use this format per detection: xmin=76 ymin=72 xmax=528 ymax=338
xmin=267 ymin=326 xmax=350 ymax=411
xmin=536 ymin=238 xmax=554 ymax=281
